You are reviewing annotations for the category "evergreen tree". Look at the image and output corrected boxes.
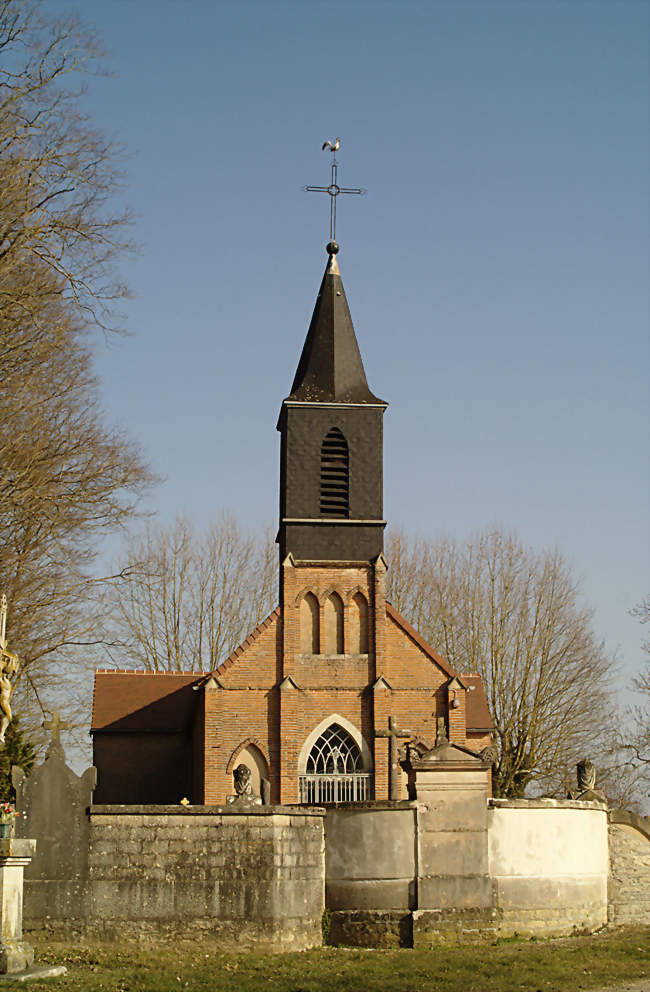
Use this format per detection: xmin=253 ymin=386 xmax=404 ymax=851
xmin=0 ymin=720 xmax=35 ymax=803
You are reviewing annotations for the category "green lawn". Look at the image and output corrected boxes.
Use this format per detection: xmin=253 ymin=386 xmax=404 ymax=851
xmin=23 ymin=927 xmax=649 ymax=992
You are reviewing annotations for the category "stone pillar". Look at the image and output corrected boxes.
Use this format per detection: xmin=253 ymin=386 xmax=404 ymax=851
xmin=407 ymin=740 xmax=497 ymax=943
xmin=0 ymin=838 xmax=35 ymax=973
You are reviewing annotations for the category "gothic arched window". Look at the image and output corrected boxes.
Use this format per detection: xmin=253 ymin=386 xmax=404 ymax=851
xmin=301 ymin=723 xmax=370 ymax=803
xmin=349 ymin=592 xmax=369 ymax=654
xmin=300 ymin=592 xmax=319 ymax=654
xmin=320 ymin=428 xmax=349 ymax=518
xmin=306 ymin=724 xmax=363 ymax=775
xmin=324 ymin=592 xmax=344 ymax=654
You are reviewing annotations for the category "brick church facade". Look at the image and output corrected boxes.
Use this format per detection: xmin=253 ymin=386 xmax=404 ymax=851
xmin=92 ymin=243 xmax=493 ymax=805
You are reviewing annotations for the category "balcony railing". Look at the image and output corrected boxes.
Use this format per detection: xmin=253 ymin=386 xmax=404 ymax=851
xmin=298 ymin=773 xmax=372 ymax=805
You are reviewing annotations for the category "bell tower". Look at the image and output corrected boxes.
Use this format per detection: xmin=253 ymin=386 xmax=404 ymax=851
xmin=275 ymin=239 xmax=390 ymax=803
xmin=277 ymin=241 xmax=387 ymax=564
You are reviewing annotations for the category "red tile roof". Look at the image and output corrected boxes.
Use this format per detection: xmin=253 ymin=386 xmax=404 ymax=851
xmin=91 ymin=670 xmax=204 ymax=731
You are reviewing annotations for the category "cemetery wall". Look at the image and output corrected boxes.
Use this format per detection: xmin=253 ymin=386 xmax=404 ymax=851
xmin=487 ymin=799 xmax=609 ymax=936
xmin=26 ymin=805 xmax=325 ymax=951
xmin=20 ymin=770 xmax=649 ymax=949
xmin=607 ymin=810 xmax=650 ymax=926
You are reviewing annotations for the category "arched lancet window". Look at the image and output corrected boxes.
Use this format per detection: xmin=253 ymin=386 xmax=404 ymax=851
xmin=306 ymin=724 xmax=363 ymax=774
xmin=349 ymin=592 xmax=369 ymax=654
xmin=300 ymin=592 xmax=319 ymax=654
xmin=300 ymin=723 xmax=370 ymax=803
xmin=324 ymin=592 xmax=344 ymax=654
xmin=320 ymin=428 xmax=349 ymax=518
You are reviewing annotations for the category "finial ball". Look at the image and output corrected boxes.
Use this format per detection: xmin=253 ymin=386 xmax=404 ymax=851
xmin=326 ymin=240 xmax=339 ymax=255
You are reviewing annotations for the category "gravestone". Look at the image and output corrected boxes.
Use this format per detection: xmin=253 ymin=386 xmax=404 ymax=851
xmin=13 ymin=712 xmax=96 ymax=927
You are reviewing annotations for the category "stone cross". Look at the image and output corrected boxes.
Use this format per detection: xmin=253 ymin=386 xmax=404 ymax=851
xmin=375 ymin=716 xmax=411 ymax=801
xmin=43 ymin=711 xmax=71 ymax=748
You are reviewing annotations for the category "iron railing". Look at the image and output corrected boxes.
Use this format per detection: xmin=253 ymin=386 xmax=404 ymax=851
xmin=298 ymin=773 xmax=372 ymax=804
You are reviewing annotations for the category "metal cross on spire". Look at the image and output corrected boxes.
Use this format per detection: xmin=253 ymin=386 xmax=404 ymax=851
xmin=304 ymin=138 xmax=365 ymax=247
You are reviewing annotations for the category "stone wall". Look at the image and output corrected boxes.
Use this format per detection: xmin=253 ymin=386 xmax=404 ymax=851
xmin=608 ymin=810 xmax=650 ymax=926
xmin=25 ymin=805 xmax=325 ymax=951
xmin=488 ymin=799 xmax=609 ymax=936
xmin=325 ymin=802 xmax=416 ymax=947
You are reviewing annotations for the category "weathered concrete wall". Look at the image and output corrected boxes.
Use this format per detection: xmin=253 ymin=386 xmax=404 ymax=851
xmin=608 ymin=810 xmax=650 ymax=926
xmin=325 ymin=802 xmax=417 ymax=911
xmin=325 ymin=802 xmax=416 ymax=948
xmin=488 ymin=799 xmax=609 ymax=936
xmin=25 ymin=805 xmax=325 ymax=951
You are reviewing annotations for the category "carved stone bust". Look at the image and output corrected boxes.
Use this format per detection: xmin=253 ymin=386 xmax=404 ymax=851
xmin=567 ymin=758 xmax=607 ymax=804
xmin=227 ymin=763 xmax=262 ymax=807
xmin=234 ymin=763 xmax=253 ymax=798
xmin=577 ymin=759 xmax=597 ymax=792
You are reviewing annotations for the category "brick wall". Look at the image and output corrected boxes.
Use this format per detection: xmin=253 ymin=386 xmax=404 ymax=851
xmin=192 ymin=555 xmax=481 ymax=805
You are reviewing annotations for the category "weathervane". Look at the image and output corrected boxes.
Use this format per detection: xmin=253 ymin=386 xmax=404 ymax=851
xmin=304 ymin=138 xmax=365 ymax=248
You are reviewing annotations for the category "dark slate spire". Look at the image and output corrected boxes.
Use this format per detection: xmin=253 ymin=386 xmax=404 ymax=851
xmin=288 ymin=244 xmax=385 ymax=405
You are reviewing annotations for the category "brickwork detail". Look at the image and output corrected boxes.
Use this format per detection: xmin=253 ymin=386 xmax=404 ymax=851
xmin=193 ymin=555 xmax=487 ymax=804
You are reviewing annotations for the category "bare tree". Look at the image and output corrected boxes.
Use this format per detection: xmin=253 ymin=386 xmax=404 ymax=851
xmin=0 ymin=0 xmax=131 ymax=333
xmin=106 ymin=514 xmax=276 ymax=672
xmin=386 ymin=527 xmax=618 ymax=799
xmin=0 ymin=1 xmax=151 ymax=741
xmin=0 ymin=270 xmax=152 ymax=732
xmin=613 ymin=597 xmax=650 ymax=808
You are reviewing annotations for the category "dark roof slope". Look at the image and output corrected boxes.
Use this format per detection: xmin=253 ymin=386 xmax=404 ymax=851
xmin=461 ymin=673 xmax=494 ymax=731
xmin=287 ymin=250 xmax=385 ymax=405
xmin=92 ymin=670 xmax=203 ymax=732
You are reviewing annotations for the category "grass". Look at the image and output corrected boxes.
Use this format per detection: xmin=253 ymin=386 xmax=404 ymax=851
xmin=22 ymin=926 xmax=649 ymax=992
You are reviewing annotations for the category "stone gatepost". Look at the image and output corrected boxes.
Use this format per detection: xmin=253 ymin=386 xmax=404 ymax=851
xmin=406 ymin=734 xmax=497 ymax=944
xmin=0 ymin=837 xmax=35 ymax=973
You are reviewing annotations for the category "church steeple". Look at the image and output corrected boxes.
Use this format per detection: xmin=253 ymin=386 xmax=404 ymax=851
xmin=288 ymin=244 xmax=384 ymax=405
xmin=277 ymin=244 xmax=387 ymax=564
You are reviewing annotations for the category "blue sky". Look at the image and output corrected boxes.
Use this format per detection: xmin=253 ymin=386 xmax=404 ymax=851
xmin=45 ymin=0 xmax=649 ymax=687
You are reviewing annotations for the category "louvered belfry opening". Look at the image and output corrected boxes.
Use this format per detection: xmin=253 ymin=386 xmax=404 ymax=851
xmin=320 ymin=428 xmax=349 ymax=518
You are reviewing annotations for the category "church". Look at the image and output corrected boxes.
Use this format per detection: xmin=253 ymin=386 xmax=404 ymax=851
xmin=91 ymin=239 xmax=493 ymax=806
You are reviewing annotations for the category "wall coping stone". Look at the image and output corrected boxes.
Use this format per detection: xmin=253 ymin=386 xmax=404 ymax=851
xmin=489 ymin=798 xmax=608 ymax=812
xmin=609 ymin=808 xmax=650 ymax=841
xmin=89 ymin=804 xmax=326 ymax=818
xmin=324 ymin=801 xmax=416 ymax=812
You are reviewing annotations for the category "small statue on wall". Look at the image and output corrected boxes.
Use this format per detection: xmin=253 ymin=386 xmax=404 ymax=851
xmin=234 ymin=763 xmax=253 ymax=799
xmin=228 ymin=763 xmax=262 ymax=807
xmin=567 ymin=758 xmax=607 ymax=804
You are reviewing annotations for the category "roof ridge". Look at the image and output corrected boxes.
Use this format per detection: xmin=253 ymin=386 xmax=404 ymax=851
xmin=94 ymin=669 xmax=205 ymax=676
xmin=385 ymin=603 xmax=458 ymax=678
xmin=215 ymin=606 xmax=281 ymax=675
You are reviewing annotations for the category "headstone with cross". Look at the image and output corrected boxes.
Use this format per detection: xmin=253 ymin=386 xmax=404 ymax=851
xmin=304 ymin=138 xmax=365 ymax=248
xmin=375 ymin=716 xmax=412 ymax=801
xmin=43 ymin=710 xmax=71 ymax=752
